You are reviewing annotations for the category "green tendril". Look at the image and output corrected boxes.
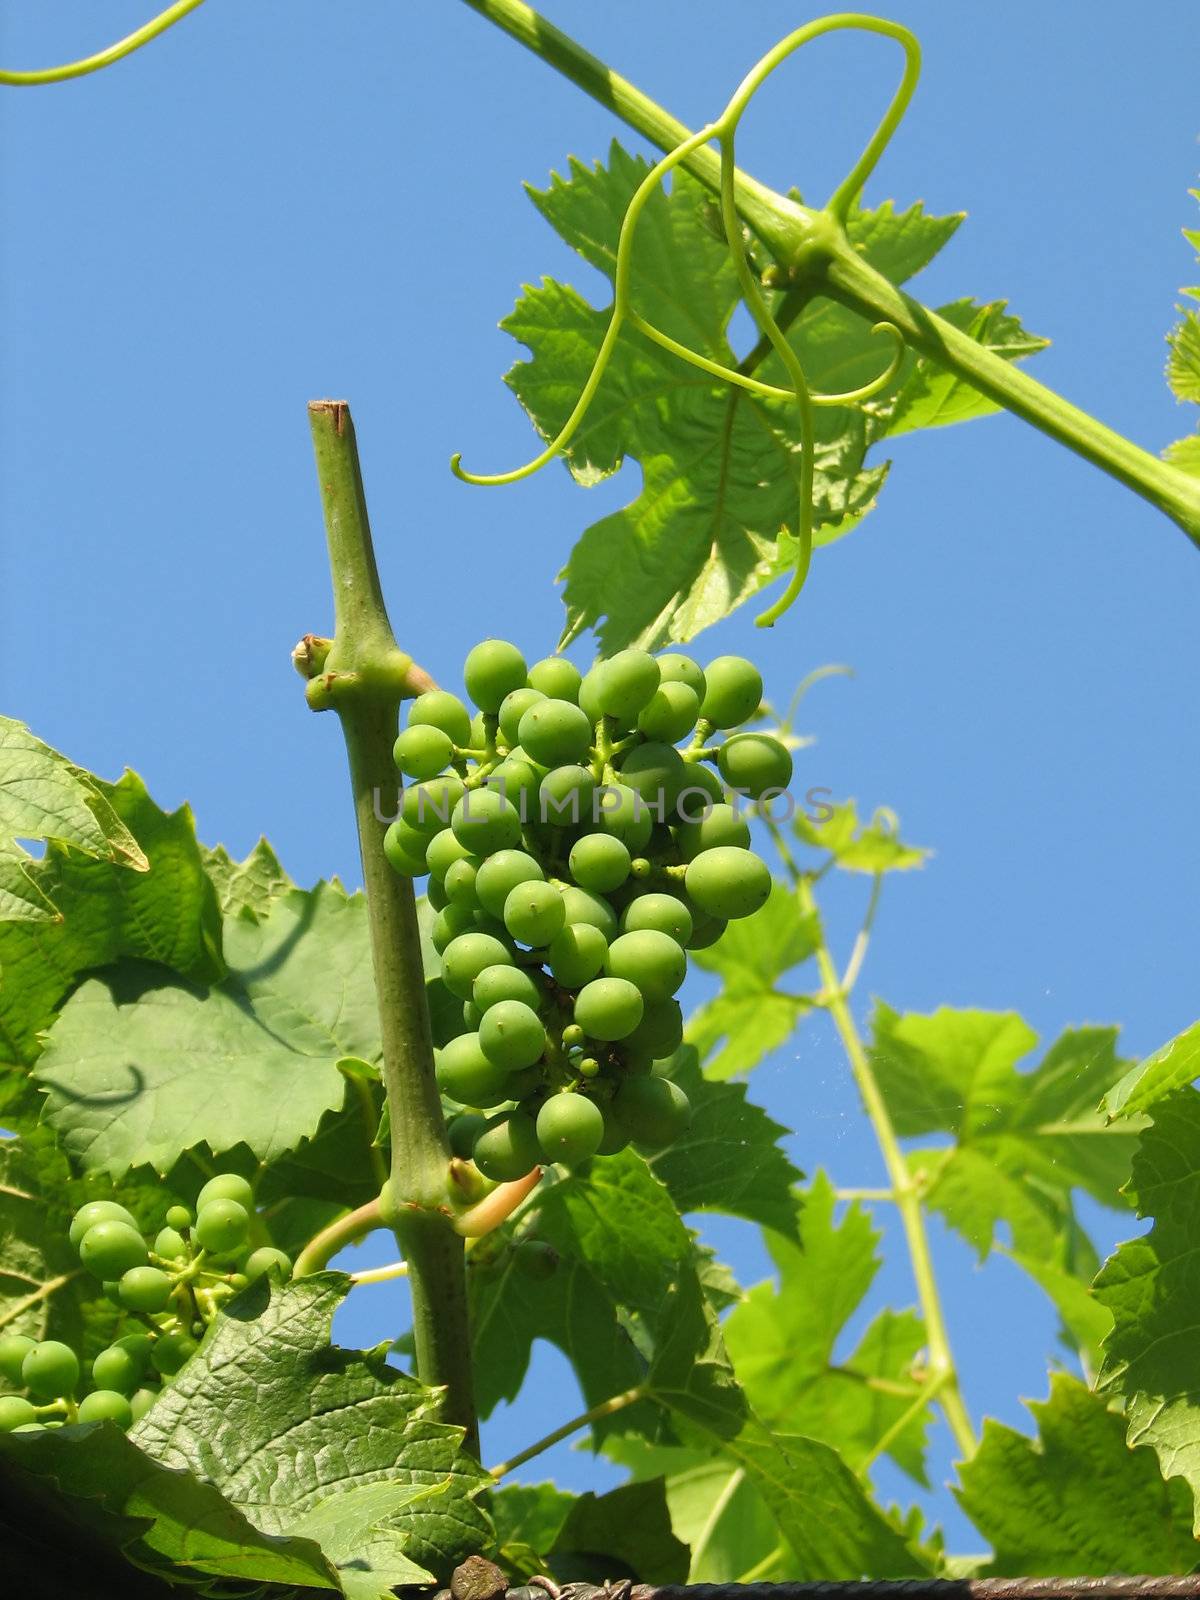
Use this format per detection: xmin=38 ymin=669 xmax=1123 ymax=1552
xmin=0 ymin=0 xmax=206 ymax=87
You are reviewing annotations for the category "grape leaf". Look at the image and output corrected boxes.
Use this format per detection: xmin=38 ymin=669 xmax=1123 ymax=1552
xmin=1164 ymin=189 xmax=1200 ymax=473
xmin=1105 ymin=1017 xmax=1200 ymax=1119
xmin=648 ymin=1045 xmax=803 ymax=1240
xmin=491 ymin=1481 xmax=576 ymax=1573
xmin=1095 ymin=1089 xmax=1200 ymax=1518
xmin=35 ymin=883 xmax=384 ymax=1175
xmin=131 ymin=1273 xmax=491 ymax=1591
xmin=551 ymin=1479 xmax=689 ymax=1584
xmin=686 ymin=881 xmax=818 ymax=1079
xmin=202 ymin=837 xmax=295 ymax=919
xmin=794 ymin=799 xmax=930 ymax=873
xmin=956 ymin=1373 xmax=1197 ymax=1574
xmin=495 ymin=146 xmax=1042 ymax=650
xmin=724 ymin=1173 xmax=931 ymax=1483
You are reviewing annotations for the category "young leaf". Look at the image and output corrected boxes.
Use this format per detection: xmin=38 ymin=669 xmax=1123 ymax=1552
xmin=1164 ymin=189 xmax=1200 ymax=474
xmin=686 ymin=881 xmax=818 ymax=1079
xmin=794 ymin=799 xmax=929 ymax=873
xmin=956 ymin=1373 xmax=1196 ymax=1574
xmin=1104 ymin=1017 xmax=1200 ymax=1119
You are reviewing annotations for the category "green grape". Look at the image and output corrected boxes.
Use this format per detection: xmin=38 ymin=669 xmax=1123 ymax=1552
xmin=656 ymin=653 xmax=706 ymax=698
xmin=518 ymin=699 xmax=592 ymax=767
xmin=676 ymin=760 xmax=725 ymax=822
xmin=605 ymin=929 xmax=686 ymax=1002
xmin=165 ymin=1204 xmax=192 ymax=1232
xmin=0 ymin=1395 xmax=38 ymax=1431
xmin=383 ymin=819 xmax=429 ymax=877
xmin=479 ymin=1000 xmax=546 ymax=1071
xmin=426 ymin=875 xmax=449 ymax=912
xmin=426 ymin=827 xmax=473 ymax=881
xmin=576 ymin=663 xmax=607 ymax=727
xmin=624 ymin=998 xmax=685 ymax=1059
xmin=402 ymin=773 xmax=466 ymax=836
xmin=686 ymin=913 xmax=727 ymax=950
xmin=431 ymin=903 xmax=476 ymax=954
xmin=620 ymin=892 xmax=693 ymax=944
xmin=700 ymin=656 xmax=763 ymax=727
xmin=490 ymin=754 xmax=542 ymax=818
xmin=151 ymin=1331 xmax=198 ymax=1377
xmin=436 ymin=1032 xmax=513 ymax=1106
xmin=505 ymin=1063 xmax=544 ymax=1100
xmin=444 ymin=856 xmax=481 ymax=908
xmin=451 ymin=788 xmax=522 ymax=853
xmin=197 ymin=1174 xmax=255 ymax=1212
xmin=79 ymin=1221 xmax=148 ymax=1279
xmin=22 ymin=1341 xmax=79 ymax=1399
xmin=569 ymin=833 xmax=630 ymax=893
xmin=69 ymin=1200 xmax=137 ymax=1250
xmin=91 ymin=1342 xmax=145 ymax=1396
xmin=0 ymin=1334 xmax=36 ymax=1384
xmin=716 ymin=732 xmax=793 ymax=800
xmin=638 ymin=681 xmax=701 ymax=744
xmin=229 ymin=1274 xmax=250 ymax=1292
xmin=245 ymin=1247 xmax=292 ymax=1280
xmin=596 ymin=1105 xmax=632 ymax=1156
xmin=613 ymin=1076 xmax=692 ymax=1148
xmin=441 ymin=931 xmax=514 ymax=1000
xmin=562 ymin=1023 xmax=585 ymax=1049
xmin=578 ymin=1055 xmax=600 ymax=1079
xmin=119 ymin=1267 xmax=172 ymax=1313
xmin=462 ymin=999 xmax=483 ymax=1029
xmin=536 ymin=1094 xmax=604 ymax=1165
xmin=408 ymin=689 xmax=473 ymax=747
xmin=503 ymin=881 xmax=566 ymax=947
xmin=547 ymin=923 xmax=608 ymax=988
xmin=392 ymin=724 xmax=454 ymax=780
xmin=559 ymin=885 xmax=620 ymax=943
xmin=528 ymin=657 xmax=582 ymax=702
xmin=472 ymin=1111 xmax=542 ymax=1182
xmin=595 ymin=649 xmax=660 ymax=719
xmin=595 ymin=782 xmax=654 ymax=850
xmin=129 ymin=1386 xmax=159 ymax=1422
xmin=154 ymin=1226 xmax=188 ymax=1262
xmin=512 ymin=1239 xmax=559 ymax=1279
xmin=464 ymin=639 xmax=528 ymax=712
xmin=574 ymin=977 xmax=644 ymax=1041
xmin=618 ymin=741 xmax=686 ymax=812
xmin=498 ymin=686 xmax=545 ymax=747
xmin=685 ymin=846 xmax=772 ymax=920
xmin=537 ymin=764 xmax=596 ymax=831
xmin=447 ymin=1111 xmax=490 ymax=1159
xmin=78 ymin=1389 xmax=133 ymax=1427
xmin=194 ymin=1199 xmax=250 ymax=1255
xmin=674 ymin=801 xmax=751 ymax=860
xmin=471 ymin=911 xmax=514 ymax=943
xmin=473 ymin=963 xmax=542 ymax=1014
xmin=102 ymin=1282 xmax=123 ymax=1307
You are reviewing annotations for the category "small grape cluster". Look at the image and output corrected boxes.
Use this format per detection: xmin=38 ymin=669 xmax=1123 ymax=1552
xmin=385 ymin=642 xmax=791 ymax=1175
xmin=0 ymin=1174 xmax=291 ymax=1434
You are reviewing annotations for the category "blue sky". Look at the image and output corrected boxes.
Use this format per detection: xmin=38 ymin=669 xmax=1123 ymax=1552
xmin=3 ymin=0 xmax=1198 ymax=1551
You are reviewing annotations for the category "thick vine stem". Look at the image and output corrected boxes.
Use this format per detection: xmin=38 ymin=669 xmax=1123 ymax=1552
xmin=306 ymin=401 xmax=478 ymax=1452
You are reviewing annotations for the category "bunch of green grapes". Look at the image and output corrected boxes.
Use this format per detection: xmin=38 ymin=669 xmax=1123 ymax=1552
xmin=386 ymin=642 xmax=790 ymax=1175
xmin=0 ymin=1174 xmax=291 ymax=1434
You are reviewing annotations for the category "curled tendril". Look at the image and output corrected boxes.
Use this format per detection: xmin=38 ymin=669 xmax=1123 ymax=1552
xmin=453 ymin=12 xmax=921 ymax=629
xmin=0 ymin=0 xmax=206 ymax=86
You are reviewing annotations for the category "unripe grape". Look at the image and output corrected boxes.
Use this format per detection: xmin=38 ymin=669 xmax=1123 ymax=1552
xmin=562 ymin=1023 xmax=585 ymax=1049
xmin=674 ymin=801 xmax=751 ymax=860
xmin=475 ymin=850 xmax=544 ymax=918
xmin=393 ymin=724 xmax=455 ymax=781
xmin=197 ymin=1174 xmax=255 ymax=1213
xmin=479 ymin=1000 xmax=546 ymax=1071
xmin=473 ymin=963 xmax=542 ymax=1014
xmin=464 ymin=639 xmax=528 ymax=712
xmin=577 ymin=663 xmax=607 ymax=727
xmin=638 ymin=681 xmax=701 ymax=744
xmin=578 ymin=1056 xmax=600 ymax=1079
xmin=536 ymin=1094 xmax=604 ymax=1165
xmin=498 ymin=687 xmax=545 ymax=747
xmin=129 ymin=1386 xmax=160 ymax=1421
xmin=444 ymin=856 xmax=481 ymax=908
xmin=538 ymin=764 xmax=596 ymax=831
xmin=606 ymin=929 xmax=686 ymax=1002
xmin=69 ymin=1200 xmax=137 ymax=1251
xmin=194 ymin=1199 xmax=250 ymax=1255
xmin=151 ymin=1331 xmax=198 ymax=1377
xmin=436 ymin=1032 xmax=513 ymax=1106
xmin=165 ymin=1205 xmax=192 ymax=1232
xmin=574 ymin=977 xmax=644 ymax=1041
xmin=383 ymin=819 xmax=429 ymax=877
xmin=595 ymin=782 xmax=654 ymax=850
xmin=79 ymin=1221 xmax=148 ymax=1279
xmin=245 ymin=1247 xmax=292 ymax=1281
xmin=447 ymin=1111 xmax=490 ymax=1159
xmin=624 ymin=998 xmax=685 ymax=1060
xmin=154 ymin=1226 xmax=188 ymax=1262
xmin=619 ymin=741 xmax=686 ymax=811
xmin=560 ymin=886 xmax=619 ymax=943
xmin=427 ymin=875 xmax=445 ymax=916
xmin=547 ymin=923 xmax=608 ymax=988
xmin=596 ymin=1106 xmax=632 ymax=1156
xmin=402 ymin=774 xmax=466 ymax=836
xmin=408 ymin=689 xmax=473 ymax=747
xmin=78 ymin=1389 xmax=133 ymax=1428
xmin=518 ymin=698 xmax=593 ymax=769
xmin=0 ymin=1396 xmax=38 ymax=1431
xmin=685 ymin=846 xmax=772 ymax=920
xmin=426 ymin=828 xmax=474 ymax=882
xmin=512 ymin=1239 xmax=559 ymax=1279
xmin=504 ymin=881 xmax=566 ymax=947
xmin=717 ymin=732 xmax=793 ymax=801
xmin=441 ymin=932 xmax=514 ymax=1000
xmin=489 ymin=755 xmax=542 ymax=817
xmin=92 ymin=1341 xmax=147 ymax=1396
xmin=528 ymin=657 xmax=582 ymax=702
xmin=676 ymin=761 xmax=725 ymax=822
xmin=595 ymin=650 xmax=660 ymax=719
xmin=431 ymin=903 xmax=476 ymax=955
xmin=700 ymin=656 xmax=762 ymax=727
xmin=656 ymin=653 xmax=706 ymax=698
xmin=569 ymin=833 xmax=631 ymax=894
xmin=613 ymin=1076 xmax=692 ymax=1147
xmin=119 ymin=1267 xmax=172 ymax=1313
xmin=451 ymin=789 xmax=522 ymax=854
xmin=22 ymin=1341 xmax=79 ymax=1399
xmin=472 ymin=1111 xmax=541 ymax=1182
xmin=0 ymin=1334 xmax=36 ymax=1385
xmin=620 ymin=892 xmax=693 ymax=944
